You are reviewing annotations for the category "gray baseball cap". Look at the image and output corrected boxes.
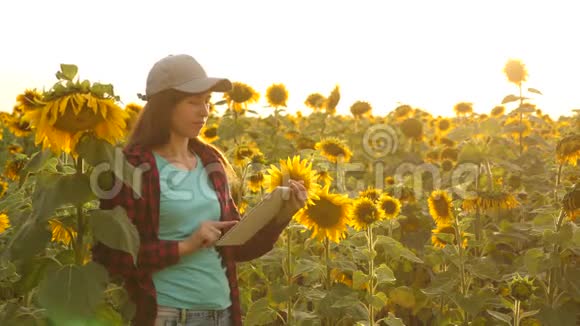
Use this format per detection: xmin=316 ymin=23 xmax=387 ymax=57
xmin=145 ymin=54 xmax=232 ymax=98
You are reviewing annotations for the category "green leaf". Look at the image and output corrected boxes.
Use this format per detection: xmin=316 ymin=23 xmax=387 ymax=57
xmin=293 ymin=258 xmax=318 ymax=277
xmin=244 ymin=298 xmax=276 ymax=326
xmin=13 ymin=257 xmax=59 ymax=295
xmin=375 ymin=264 xmax=396 ymax=285
xmin=9 ymin=220 xmax=52 ymax=260
xmin=213 ymin=100 xmax=227 ymax=106
xmin=94 ymin=303 xmax=125 ymax=326
xmin=353 ymin=270 xmax=368 ymax=289
xmin=527 ymin=88 xmax=542 ymax=95
xmin=375 ymin=235 xmax=423 ymax=263
xmin=88 ymin=206 xmax=140 ymax=265
xmin=487 ymin=310 xmax=512 ymax=324
xmin=389 ymin=286 xmax=415 ymax=309
xmin=524 ymin=247 xmax=545 ymax=276
xmin=59 ymin=173 xmax=96 ymax=206
xmin=370 ymin=291 xmax=388 ymax=309
xmin=22 ymin=150 xmax=54 ymax=174
xmin=59 ymin=64 xmax=78 ymax=81
xmin=377 ymin=313 xmax=406 ymax=326
xmin=458 ymin=142 xmax=485 ymax=164
xmin=37 ymin=262 xmax=109 ymax=320
xmin=467 ymin=257 xmax=500 ymax=280
xmin=502 ymin=94 xmax=520 ymax=104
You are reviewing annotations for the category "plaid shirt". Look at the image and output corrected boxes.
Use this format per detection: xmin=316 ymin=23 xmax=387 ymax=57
xmin=91 ymin=139 xmax=288 ymax=326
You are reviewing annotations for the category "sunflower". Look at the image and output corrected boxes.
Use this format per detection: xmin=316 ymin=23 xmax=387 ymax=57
xmin=232 ymin=143 xmax=261 ymax=167
xmin=266 ymin=83 xmax=288 ymax=108
xmin=385 ymin=176 xmax=395 ymax=186
xmin=440 ymin=147 xmax=459 ymax=162
xmin=265 ymin=155 xmax=320 ymax=204
xmin=562 ymin=184 xmax=579 ymax=221
xmin=315 ymin=170 xmax=333 ymax=187
xmin=247 ymin=171 xmax=265 ymax=193
xmin=324 ymin=85 xmax=340 ymax=115
xmin=462 ymin=191 xmax=520 ymax=213
xmin=304 ymin=93 xmax=326 ymax=111
xmin=378 ymin=194 xmax=402 ymax=219
xmin=359 ymin=188 xmax=382 ymax=202
xmin=400 ymin=118 xmax=423 ymax=140
xmin=392 ymin=105 xmax=414 ymax=121
xmin=431 ymin=224 xmax=467 ymax=249
xmin=4 ymin=114 xmax=32 ymax=137
xmin=294 ymin=186 xmax=351 ymax=243
xmin=0 ymin=213 xmax=10 ymax=234
xmin=199 ymin=123 xmax=219 ymax=143
xmin=4 ymin=155 xmax=28 ymax=181
xmin=439 ymin=137 xmax=456 ymax=147
xmin=223 ymin=82 xmax=259 ymax=114
xmin=16 ymin=89 xmax=45 ymax=112
xmin=48 ymin=218 xmax=76 ymax=246
xmin=436 ymin=118 xmax=453 ymax=135
xmin=7 ymin=144 xmax=23 ymax=155
xmin=441 ymin=159 xmax=454 ymax=172
xmin=124 ymin=103 xmax=142 ymax=132
xmin=503 ymin=59 xmax=528 ymax=85
xmin=453 ymin=102 xmax=473 ymax=116
xmin=315 ymin=137 xmax=353 ymax=163
xmin=556 ymin=134 xmax=580 ymax=166
xmin=296 ymin=135 xmax=317 ymax=150
xmin=503 ymin=116 xmax=532 ymax=139
xmin=350 ymin=101 xmax=372 ymax=118
xmin=0 ymin=179 xmax=8 ymax=198
xmin=427 ymin=190 xmax=454 ymax=225
xmin=490 ymin=105 xmax=505 ymax=118
xmin=349 ymin=197 xmax=385 ymax=231
xmin=508 ymin=274 xmax=536 ymax=302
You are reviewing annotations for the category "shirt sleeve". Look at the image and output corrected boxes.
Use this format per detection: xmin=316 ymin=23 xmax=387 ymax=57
xmin=226 ymin=196 xmax=289 ymax=262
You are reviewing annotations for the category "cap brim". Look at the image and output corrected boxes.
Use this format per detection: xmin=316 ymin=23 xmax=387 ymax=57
xmin=173 ymin=77 xmax=232 ymax=94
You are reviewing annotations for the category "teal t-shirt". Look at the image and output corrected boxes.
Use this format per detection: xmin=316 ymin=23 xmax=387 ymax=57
xmin=152 ymin=152 xmax=231 ymax=310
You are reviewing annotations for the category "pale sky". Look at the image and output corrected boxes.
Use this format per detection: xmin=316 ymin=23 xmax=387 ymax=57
xmin=1 ymin=0 xmax=579 ymax=119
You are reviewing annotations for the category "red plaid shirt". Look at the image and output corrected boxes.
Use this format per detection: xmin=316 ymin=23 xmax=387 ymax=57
xmin=91 ymin=139 xmax=287 ymax=326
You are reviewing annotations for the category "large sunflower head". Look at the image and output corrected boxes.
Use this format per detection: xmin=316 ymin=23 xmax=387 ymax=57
xmin=22 ymin=65 xmax=128 ymax=156
xmin=462 ymin=191 xmax=520 ymax=213
xmin=0 ymin=213 xmax=10 ymax=234
xmin=378 ymin=194 xmax=402 ymax=219
xmin=304 ymin=93 xmax=326 ymax=111
xmin=294 ymin=186 xmax=351 ymax=243
xmin=350 ymin=101 xmax=372 ymax=118
xmin=315 ymin=137 xmax=353 ymax=163
xmin=223 ymin=82 xmax=259 ymax=114
xmin=265 ymin=155 xmax=321 ymax=204
xmin=503 ymin=59 xmax=528 ymax=85
xmin=428 ymin=190 xmax=454 ymax=225
xmin=556 ymin=134 xmax=580 ymax=166
xmin=266 ymin=83 xmax=288 ymax=108
xmin=349 ymin=197 xmax=385 ymax=231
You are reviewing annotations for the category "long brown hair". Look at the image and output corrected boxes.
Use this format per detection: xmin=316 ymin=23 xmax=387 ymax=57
xmin=127 ymin=89 xmax=237 ymax=184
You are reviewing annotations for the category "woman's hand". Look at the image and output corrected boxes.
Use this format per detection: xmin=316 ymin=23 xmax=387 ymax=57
xmin=179 ymin=220 xmax=238 ymax=256
xmin=274 ymin=179 xmax=308 ymax=225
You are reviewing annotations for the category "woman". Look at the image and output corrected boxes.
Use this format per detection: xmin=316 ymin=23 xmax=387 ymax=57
xmin=91 ymin=54 xmax=307 ymax=326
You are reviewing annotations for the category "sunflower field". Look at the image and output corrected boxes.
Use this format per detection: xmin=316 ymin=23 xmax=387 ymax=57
xmin=0 ymin=60 xmax=579 ymax=326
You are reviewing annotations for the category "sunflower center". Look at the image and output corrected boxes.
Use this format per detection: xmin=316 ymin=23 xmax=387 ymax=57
xmin=53 ymin=103 xmax=105 ymax=133
xmin=382 ymin=200 xmax=398 ymax=215
xmin=307 ymin=197 xmax=343 ymax=228
xmin=322 ymin=143 xmax=347 ymax=157
xmin=438 ymin=120 xmax=450 ymax=130
xmin=204 ymin=127 xmax=218 ymax=138
xmin=433 ymin=197 xmax=451 ymax=218
xmin=355 ymin=202 xmax=379 ymax=225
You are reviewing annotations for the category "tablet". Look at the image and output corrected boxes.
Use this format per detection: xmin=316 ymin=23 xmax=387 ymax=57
xmin=216 ymin=186 xmax=290 ymax=246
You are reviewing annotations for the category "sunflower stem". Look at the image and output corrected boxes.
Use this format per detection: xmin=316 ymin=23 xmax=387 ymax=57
xmin=547 ymin=209 xmax=566 ymax=306
xmin=367 ymin=226 xmax=376 ymax=326
xmin=324 ymin=236 xmax=332 ymax=326
xmin=514 ymin=299 xmax=521 ymax=326
xmin=518 ymin=83 xmax=524 ymax=157
xmin=554 ymin=162 xmax=563 ymax=203
xmin=74 ymin=158 xmax=86 ymax=265
xmin=454 ymin=213 xmax=467 ymax=297
xmin=485 ymin=160 xmax=493 ymax=192
xmin=286 ymin=227 xmax=293 ymax=325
